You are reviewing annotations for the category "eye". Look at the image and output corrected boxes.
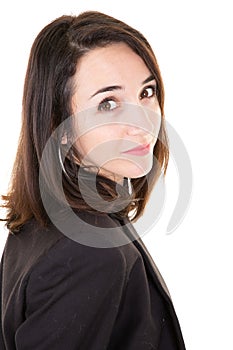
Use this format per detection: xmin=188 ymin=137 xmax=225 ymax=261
xmin=98 ymin=98 xmax=118 ymax=112
xmin=140 ymin=85 xmax=156 ymax=99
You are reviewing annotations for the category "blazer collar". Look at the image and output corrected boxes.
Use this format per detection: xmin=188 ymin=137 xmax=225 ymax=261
xmin=118 ymin=216 xmax=172 ymax=302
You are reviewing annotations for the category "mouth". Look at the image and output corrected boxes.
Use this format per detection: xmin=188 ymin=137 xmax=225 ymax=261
xmin=121 ymin=143 xmax=151 ymax=156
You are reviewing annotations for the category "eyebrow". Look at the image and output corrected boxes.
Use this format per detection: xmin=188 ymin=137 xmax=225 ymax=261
xmin=90 ymin=74 xmax=155 ymax=99
xmin=142 ymin=74 xmax=155 ymax=85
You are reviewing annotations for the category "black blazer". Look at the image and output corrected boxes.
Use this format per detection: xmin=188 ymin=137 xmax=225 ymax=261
xmin=0 ymin=212 xmax=186 ymax=349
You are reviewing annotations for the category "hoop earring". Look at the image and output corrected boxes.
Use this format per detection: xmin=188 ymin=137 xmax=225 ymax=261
xmin=123 ymin=177 xmax=132 ymax=195
xmin=58 ymin=145 xmax=69 ymax=177
xmin=128 ymin=177 xmax=133 ymax=195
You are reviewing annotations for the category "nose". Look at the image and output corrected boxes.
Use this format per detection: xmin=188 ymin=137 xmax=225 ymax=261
xmin=122 ymin=103 xmax=157 ymax=137
xmin=126 ymin=124 xmax=147 ymax=136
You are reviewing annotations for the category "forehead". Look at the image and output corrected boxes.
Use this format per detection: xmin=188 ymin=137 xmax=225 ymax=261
xmin=75 ymin=42 xmax=151 ymax=89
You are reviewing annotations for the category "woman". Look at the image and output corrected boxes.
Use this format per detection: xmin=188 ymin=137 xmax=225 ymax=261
xmin=0 ymin=11 xmax=186 ymax=349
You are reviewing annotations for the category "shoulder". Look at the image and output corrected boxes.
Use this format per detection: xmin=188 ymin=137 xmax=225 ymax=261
xmin=32 ymin=232 xmax=133 ymax=278
xmin=27 ymin=227 xmax=140 ymax=292
xmin=24 ymin=221 xmax=141 ymax=316
xmin=3 ymin=214 xmax=141 ymax=295
xmin=15 ymin=214 xmax=140 ymax=282
xmin=2 ymin=214 xmax=146 ymax=349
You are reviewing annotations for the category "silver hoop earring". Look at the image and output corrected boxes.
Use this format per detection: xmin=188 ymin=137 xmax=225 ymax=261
xmin=128 ymin=177 xmax=133 ymax=195
xmin=58 ymin=145 xmax=69 ymax=177
xmin=123 ymin=177 xmax=132 ymax=195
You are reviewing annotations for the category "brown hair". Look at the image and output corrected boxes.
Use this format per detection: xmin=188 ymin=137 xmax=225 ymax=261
xmin=1 ymin=11 xmax=169 ymax=233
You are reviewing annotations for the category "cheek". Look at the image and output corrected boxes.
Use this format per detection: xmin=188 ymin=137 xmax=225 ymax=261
xmin=76 ymin=126 xmax=123 ymax=158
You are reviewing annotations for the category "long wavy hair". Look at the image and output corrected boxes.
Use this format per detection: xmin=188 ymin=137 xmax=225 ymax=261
xmin=1 ymin=11 xmax=169 ymax=233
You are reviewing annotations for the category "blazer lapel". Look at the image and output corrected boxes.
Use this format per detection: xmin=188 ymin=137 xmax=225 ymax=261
xmin=119 ymin=217 xmax=172 ymax=302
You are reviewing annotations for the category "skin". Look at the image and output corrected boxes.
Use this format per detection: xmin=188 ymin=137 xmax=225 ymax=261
xmin=71 ymin=42 xmax=161 ymax=184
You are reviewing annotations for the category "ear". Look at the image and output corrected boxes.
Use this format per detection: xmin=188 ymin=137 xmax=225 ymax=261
xmin=61 ymin=133 xmax=68 ymax=145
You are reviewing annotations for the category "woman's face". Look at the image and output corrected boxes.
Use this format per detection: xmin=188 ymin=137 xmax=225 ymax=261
xmin=72 ymin=42 xmax=161 ymax=184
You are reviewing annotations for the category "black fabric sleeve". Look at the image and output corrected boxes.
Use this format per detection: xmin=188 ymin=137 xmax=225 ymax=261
xmin=14 ymin=238 xmax=128 ymax=350
xmin=0 ymin=253 xmax=6 ymax=350
xmin=107 ymin=254 xmax=166 ymax=350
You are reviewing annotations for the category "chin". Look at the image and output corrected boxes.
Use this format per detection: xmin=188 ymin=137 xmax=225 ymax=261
xmin=122 ymin=168 xmax=151 ymax=179
xmin=103 ymin=159 xmax=153 ymax=180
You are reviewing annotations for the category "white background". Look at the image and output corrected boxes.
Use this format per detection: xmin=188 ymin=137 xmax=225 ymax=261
xmin=0 ymin=1 xmax=232 ymax=349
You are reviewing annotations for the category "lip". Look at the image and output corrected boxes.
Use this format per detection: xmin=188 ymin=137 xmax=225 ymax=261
xmin=122 ymin=143 xmax=151 ymax=156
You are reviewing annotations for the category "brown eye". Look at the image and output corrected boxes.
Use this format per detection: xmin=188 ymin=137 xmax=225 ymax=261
xmin=98 ymin=99 xmax=118 ymax=112
xmin=140 ymin=86 xmax=156 ymax=99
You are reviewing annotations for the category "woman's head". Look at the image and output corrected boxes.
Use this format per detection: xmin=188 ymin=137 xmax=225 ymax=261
xmin=2 ymin=11 xmax=169 ymax=231
xmin=72 ymin=41 xmax=162 ymax=182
